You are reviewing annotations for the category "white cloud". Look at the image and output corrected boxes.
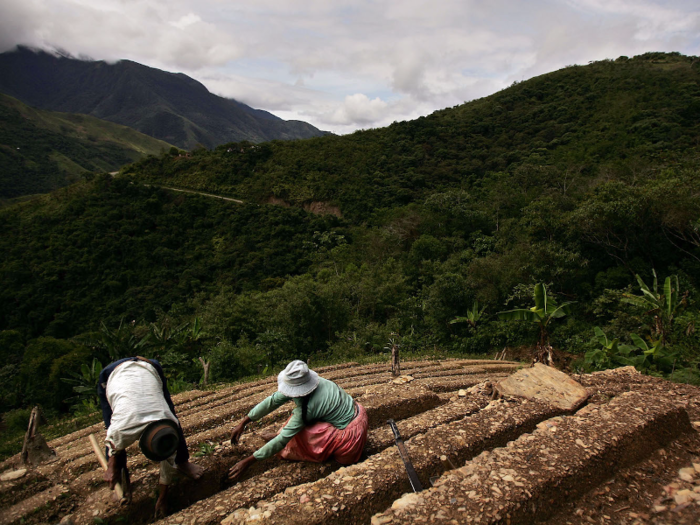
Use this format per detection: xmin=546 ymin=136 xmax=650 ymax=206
xmin=1 ymin=0 xmax=699 ymax=133
xmin=170 ymin=13 xmax=202 ymax=30
xmin=328 ymin=94 xmax=389 ymax=125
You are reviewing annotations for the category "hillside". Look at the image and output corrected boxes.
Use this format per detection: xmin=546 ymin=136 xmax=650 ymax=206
xmin=0 ymin=51 xmax=698 ymax=419
xmin=0 ymin=93 xmax=173 ymax=199
xmin=0 ymin=47 xmax=327 ymax=150
xmin=129 ymin=52 xmax=700 ymax=222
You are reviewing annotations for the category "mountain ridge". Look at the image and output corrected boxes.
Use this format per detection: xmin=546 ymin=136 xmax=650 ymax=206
xmin=0 ymin=46 xmax=327 ymax=150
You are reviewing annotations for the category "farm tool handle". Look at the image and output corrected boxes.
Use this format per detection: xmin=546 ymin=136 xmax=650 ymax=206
xmin=387 ymin=419 xmax=423 ymax=492
xmin=88 ymin=433 xmax=126 ymax=502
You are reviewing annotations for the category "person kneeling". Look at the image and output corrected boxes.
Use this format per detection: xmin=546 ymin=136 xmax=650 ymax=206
xmin=228 ymin=360 xmax=368 ymax=481
xmin=98 ymin=357 xmax=204 ymax=517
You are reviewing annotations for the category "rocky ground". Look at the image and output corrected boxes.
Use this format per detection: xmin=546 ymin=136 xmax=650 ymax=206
xmin=0 ymin=360 xmax=697 ymax=525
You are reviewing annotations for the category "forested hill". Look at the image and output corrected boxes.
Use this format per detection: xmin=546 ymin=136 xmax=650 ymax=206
xmin=0 ymin=46 xmax=327 ymax=150
xmin=1 ymin=52 xmax=699 ymax=416
xmin=0 ymin=93 xmax=172 ymax=199
xmin=131 ymin=52 xmax=700 ymax=222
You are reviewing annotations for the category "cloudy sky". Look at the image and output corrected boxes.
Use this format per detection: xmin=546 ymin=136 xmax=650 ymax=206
xmin=1 ymin=1 xmax=699 ymax=134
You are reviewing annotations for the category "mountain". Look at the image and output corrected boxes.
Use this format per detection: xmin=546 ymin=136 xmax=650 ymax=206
xmin=0 ymin=46 xmax=327 ymax=150
xmin=0 ymin=93 xmax=173 ymax=199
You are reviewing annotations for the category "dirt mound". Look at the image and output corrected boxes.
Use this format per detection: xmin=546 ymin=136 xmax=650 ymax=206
xmin=0 ymin=360 xmax=698 ymax=525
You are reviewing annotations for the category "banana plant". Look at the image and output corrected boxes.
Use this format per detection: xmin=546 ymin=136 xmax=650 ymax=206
xmin=498 ymin=283 xmax=576 ymax=350
xmin=628 ymin=333 xmax=676 ymax=373
xmin=61 ymin=358 xmax=103 ymax=405
xmin=584 ymin=327 xmax=640 ymax=370
xmin=622 ymin=270 xmax=686 ymax=345
xmin=99 ymin=319 xmax=151 ymax=361
xmin=450 ymin=300 xmax=487 ymax=328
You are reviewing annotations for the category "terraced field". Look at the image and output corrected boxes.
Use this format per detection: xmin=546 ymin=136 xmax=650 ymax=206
xmin=1 ymin=360 xmax=699 ymax=525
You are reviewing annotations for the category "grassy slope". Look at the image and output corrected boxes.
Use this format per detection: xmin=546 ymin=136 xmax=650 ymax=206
xmin=0 ymin=93 xmax=173 ymax=199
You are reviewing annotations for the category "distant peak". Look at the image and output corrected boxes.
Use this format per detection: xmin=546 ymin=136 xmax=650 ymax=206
xmin=11 ymin=44 xmax=95 ymax=62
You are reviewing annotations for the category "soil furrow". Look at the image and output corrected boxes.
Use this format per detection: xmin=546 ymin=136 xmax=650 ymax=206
xmin=371 ymin=391 xmax=693 ymax=524
xmin=9 ymin=383 xmax=444 ymax=525
xmin=151 ymin=394 xmax=493 ymax=525
xmin=223 ymin=398 xmax=562 ymax=524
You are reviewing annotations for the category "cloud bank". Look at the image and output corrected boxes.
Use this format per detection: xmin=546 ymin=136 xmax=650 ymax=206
xmin=1 ymin=0 xmax=698 ymax=134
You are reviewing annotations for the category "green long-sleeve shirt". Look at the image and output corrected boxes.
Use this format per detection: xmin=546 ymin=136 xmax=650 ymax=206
xmin=248 ymin=377 xmax=355 ymax=460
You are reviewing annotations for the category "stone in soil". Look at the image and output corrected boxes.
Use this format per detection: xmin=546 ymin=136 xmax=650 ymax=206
xmin=0 ymin=469 xmax=27 ymax=482
xmin=496 ymin=362 xmax=589 ymax=411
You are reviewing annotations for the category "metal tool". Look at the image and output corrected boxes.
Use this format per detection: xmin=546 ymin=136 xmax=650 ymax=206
xmin=387 ymin=419 xmax=423 ymax=492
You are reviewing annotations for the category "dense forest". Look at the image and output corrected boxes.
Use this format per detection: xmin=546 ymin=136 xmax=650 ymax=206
xmin=1 ymin=52 xmax=699 ymax=439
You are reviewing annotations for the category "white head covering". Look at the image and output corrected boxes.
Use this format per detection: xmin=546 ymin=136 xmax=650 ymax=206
xmin=277 ymin=360 xmax=319 ymax=398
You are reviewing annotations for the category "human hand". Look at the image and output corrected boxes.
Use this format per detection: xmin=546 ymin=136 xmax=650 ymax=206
xmin=230 ymin=416 xmax=251 ymax=445
xmin=227 ymin=455 xmax=256 ymax=482
xmin=104 ymin=455 xmax=122 ymax=489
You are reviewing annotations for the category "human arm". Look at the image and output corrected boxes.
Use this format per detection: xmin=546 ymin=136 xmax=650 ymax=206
xmin=247 ymin=391 xmax=291 ymax=421
xmin=104 ymin=453 xmax=121 ymax=488
xmin=251 ymin=404 xmax=307 ymax=460
xmin=155 ymin=484 xmax=169 ymax=518
xmin=103 ymin=449 xmax=130 ymax=498
xmin=229 ymin=391 xmax=291 ymax=445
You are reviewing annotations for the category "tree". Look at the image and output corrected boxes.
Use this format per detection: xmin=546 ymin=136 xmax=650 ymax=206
xmin=20 ymin=337 xmax=91 ymax=411
xmin=498 ymin=283 xmax=575 ymax=364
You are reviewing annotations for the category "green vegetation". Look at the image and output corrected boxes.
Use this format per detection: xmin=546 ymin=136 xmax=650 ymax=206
xmin=1 ymin=53 xmax=699 ymax=453
xmin=0 ymin=93 xmax=173 ymax=199
xmin=498 ymin=283 xmax=575 ymax=363
xmin=126 ymin=53 xmax=700 ymax=222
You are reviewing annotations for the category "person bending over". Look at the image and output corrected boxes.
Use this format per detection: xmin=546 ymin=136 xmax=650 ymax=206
xmin=98 ymin=356 xmax=204 ymax=517
xmin=228 ymin=360 xmax=369 ymax=482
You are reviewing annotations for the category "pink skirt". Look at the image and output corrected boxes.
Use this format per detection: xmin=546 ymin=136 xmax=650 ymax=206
xmin=278 ymin=403 xmax=368 ymax=465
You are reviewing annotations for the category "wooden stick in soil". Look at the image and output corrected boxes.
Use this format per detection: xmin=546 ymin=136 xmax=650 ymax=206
xmin=21 ymin=406 xmax=41 ymax=465
xmin=88 ymin=433 xmax=126 ymax=502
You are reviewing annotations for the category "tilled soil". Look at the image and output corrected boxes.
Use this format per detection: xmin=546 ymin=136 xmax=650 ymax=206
xmin=1 ymin=361 xmax=698 ymax=525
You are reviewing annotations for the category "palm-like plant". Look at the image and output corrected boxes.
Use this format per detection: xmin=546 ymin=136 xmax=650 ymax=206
xmin=585 ymin=327 xmax=638 ymax=370
xmin=450 ymin=301 xmax=487 ymax=329
xmin=621 ymin=270 xmax=686 ymax=345
xmin=61 ymin=358 xmax=102 ymax=407
xmin=498 ymin=283 xmax=575 ymax=364
xmin=585 ymin=327 xmax=677 ymax=373
xmin=99 ymin=319 xmax=151 ymax=361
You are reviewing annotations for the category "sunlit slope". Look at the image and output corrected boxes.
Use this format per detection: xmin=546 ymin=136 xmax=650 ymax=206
xmin=0 ymin=94 xmax=173 ymax=198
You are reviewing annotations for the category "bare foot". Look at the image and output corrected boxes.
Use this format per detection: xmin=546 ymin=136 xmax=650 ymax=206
xmin=175 ymin=461 xmax=204 ymax=480
xmin=260 ymin=430 xmax=278 ymax=442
